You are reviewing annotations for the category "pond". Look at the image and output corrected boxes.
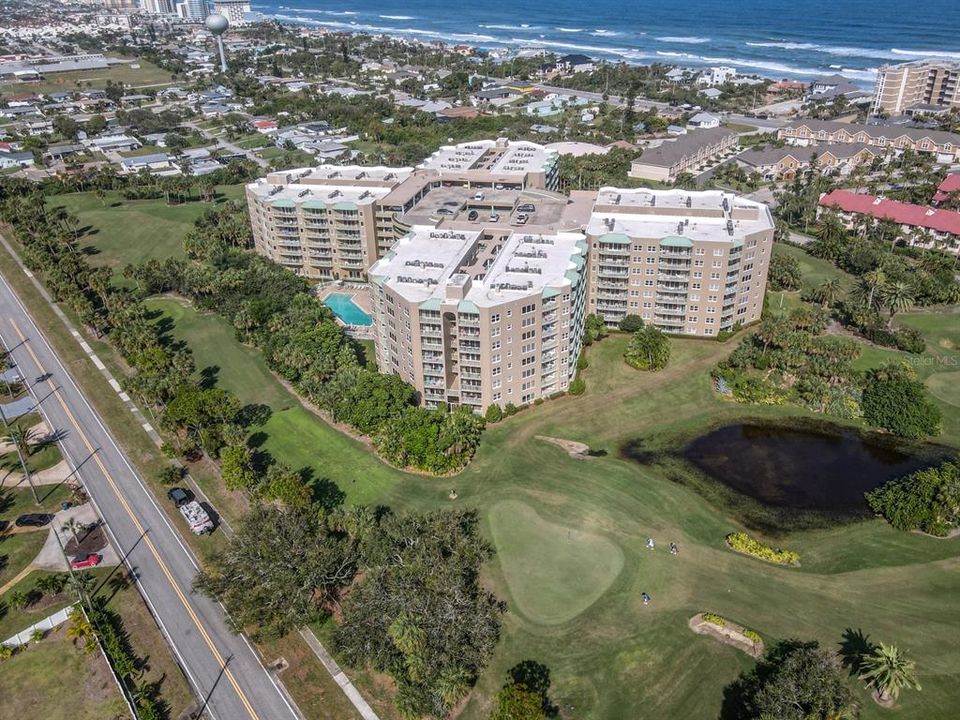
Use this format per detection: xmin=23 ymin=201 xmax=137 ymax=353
xmin=679 ymin=422 xmax=940 ymax=515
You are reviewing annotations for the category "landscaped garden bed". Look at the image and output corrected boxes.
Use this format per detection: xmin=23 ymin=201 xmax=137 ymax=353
xmin=688 ymin=612 xmax=764 ymax=658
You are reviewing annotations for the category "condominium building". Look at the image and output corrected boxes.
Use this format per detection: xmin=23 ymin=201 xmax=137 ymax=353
xmin=585 ymin=188 xmax=774 ymax=336
xmin=872 ymin=60 xmax=960 ymax=115
xmin=245 ymin=138 xmax=564 ymax=281
xmin=213 ymin=0 xmax=251 ymax=25
xmin=246 ymin=165 xmax=414 ymax=281
xmin=420 ymin=138 xmax=560 ymax=191
xmin=778 ymin=119 xmax=960 ymax=163
xmin=175 ymin=0 xmax=209 ymax=21
xmin=628 ymin=128 xmax=738 ymax=182
xmin=369 ymin=226 xmax=588 ymax=411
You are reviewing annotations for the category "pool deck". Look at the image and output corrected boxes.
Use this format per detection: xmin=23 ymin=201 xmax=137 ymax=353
xmin=317 ymin=284 xmax=375 ymax=338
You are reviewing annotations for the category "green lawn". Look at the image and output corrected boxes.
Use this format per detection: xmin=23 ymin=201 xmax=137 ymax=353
xmin=143 ymin=296 xmax=408 ymax=506
xmin=0 ymin=57 xmax=173 ymax=96
xmin=0 ymin=532 xmax=47 ymax=589
xmin=0 ymin=624 xmax=128 ymax=720
xmin=371 ymin=324 xmax=960 ymax=720
xmin=1 ymin=485 xmax=70 ymax=520
xmin=51 ymin=187 xmax=245 ymax=273
xmin=1 ymin=443 xmax=61 ymax=474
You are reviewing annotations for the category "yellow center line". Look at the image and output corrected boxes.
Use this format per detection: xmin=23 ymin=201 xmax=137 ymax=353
xmin=10 ymin=319 xmax=260 ymax=720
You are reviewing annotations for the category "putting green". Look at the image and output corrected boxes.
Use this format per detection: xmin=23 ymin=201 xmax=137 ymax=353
xmin=488 ymin=500 xmax=624 ymax=625
xmin=927 ymin=371 xmax=960 ymax=408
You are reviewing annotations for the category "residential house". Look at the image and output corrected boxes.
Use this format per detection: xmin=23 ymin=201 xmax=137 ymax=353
xmin=933 ymin=174 xmax=960 ymax=205
xmin=687 ymin=112 xmax=721 ymax=129
xmin=0 ymin=150 xmax=35 ymax=168
xmin=697 ymin=66 xmax=736 ymax=87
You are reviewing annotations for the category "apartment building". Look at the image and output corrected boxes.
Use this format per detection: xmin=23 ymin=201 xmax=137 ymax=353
xmin=736 ymin=143 xmax=877 ymax=181
xmin=819 ymin=190 xmax=960 ymax=254
xmin=872 ymin=60 xmax=960 ymax=115
xmin=369 ymin=226 xmax=588 ymax=412
xmin=246 ymin=165 xmax=414 ymax=281
xmin=778 ymin=119 xmax=960 ymax=163
xmin=246 ymin=139 xmax=563 ymax=280
xmin=629 ymin=128 xmax=738 ymax=182
xmin=420 ymin=138 xmax=560 ymax=191
xmin=585 ymin=188 xmax=774 ymax=335
xmin=213 ymin=0 xmax=251 ymax=25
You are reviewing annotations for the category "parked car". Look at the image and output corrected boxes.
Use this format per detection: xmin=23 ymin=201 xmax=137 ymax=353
xmin=70 ymin=553 xmax=102 ymax=570
xmin=167 ymin=487 xmax=192 ymax=507
xmin=179 ymin=500 xmax=214 ymax=535
xmin=473 ymin=191 xmax=485 ymax=201
xmin=515 ymin=213 xmax=529 ymax=225
xmin=436 ymin=207 xmax=454 ymax=216
xmin=467 ymin=209 xmax=479 ymax=221
xmin=517 ymin=203 xmax=536 ymax=213
xmin=15 ymin=513 xmax=53 ymax=528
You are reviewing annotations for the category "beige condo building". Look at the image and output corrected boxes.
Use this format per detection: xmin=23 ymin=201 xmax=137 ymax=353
xmin=369 ymin=226 xmax=587 ymax=412
xmin=872 ymin=60 xmax=960 ymax=115
xmin=585 ymin=188 xmax=774 ymax=336
xmin=245 ymin=138 xmax=561 ymax=282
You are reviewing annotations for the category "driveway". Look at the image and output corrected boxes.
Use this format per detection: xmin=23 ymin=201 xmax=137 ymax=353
xmin=34 ymin=502 xmax=121 ymax=571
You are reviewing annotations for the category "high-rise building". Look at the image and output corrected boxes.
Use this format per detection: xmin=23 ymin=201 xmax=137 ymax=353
xmin=872 ymin=60 xmax=960 ymax=115
xmin=140 ymin=0 xmax=174 ymax=14
xmin=585 ymin=188 xmax=774 ymax=336
xmin=369 ymin=226 xmax=588 ymax=411
xmin=175 ymin=0 xmax=209 ymax=21
xmin=213 ymin=0 xmax=251 ymax=25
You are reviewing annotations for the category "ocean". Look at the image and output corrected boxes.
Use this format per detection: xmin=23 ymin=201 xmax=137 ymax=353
xmin=253 ymin=0 xmax=960 ymax=86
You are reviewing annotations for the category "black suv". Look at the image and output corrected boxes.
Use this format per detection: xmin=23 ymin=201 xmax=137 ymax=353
xmin=167 ymin=487 xmax=192 ymax=507
xmin=15 ymin=513 xmax=53 ymax=528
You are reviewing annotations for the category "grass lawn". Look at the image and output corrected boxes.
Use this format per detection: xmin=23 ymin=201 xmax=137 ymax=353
xmin=1 ymin=442 xmax=61 ymax=474
xmin=0 ymin=624 xmax=128 ymax=720
xmin=51 ymin=186 xmax=245 ymax=273
xmin=369 ymin=323 xmax=960 ymax=720
xmin=1 ymin=485 xmax=71 ymax=520
xmin=0 ymin=532 xmax=47 ymax=590
xmin=143 ymin=295 xmax=408 ymax=506
xmin=0 ymin=57 xmax=172 ymax=96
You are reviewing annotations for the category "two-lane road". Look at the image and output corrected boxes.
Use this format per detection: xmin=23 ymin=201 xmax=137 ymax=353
xmin=0 ymin=271 xmax=299 ymax=720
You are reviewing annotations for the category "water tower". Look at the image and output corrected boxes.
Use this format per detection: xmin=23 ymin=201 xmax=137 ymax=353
xmin=205 ymin=13 xmax=229 ymax=73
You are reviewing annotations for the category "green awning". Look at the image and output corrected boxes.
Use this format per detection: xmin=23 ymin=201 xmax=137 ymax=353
xmin=271 ymin=198 xmax=295 ymax=208
xmin=660 ymin=235 xmax=693 ymax=248
xmin=599 ymin=232 xmax=631 ymax=245
xmin=457 ymin=300 xmax=479 ymax=314
xmin=419 ymin=298 xmax=442 ymax=311
xmin=542 ymin=287 xmax=561 ymax=299
xmin=565 ymin=269 xmax=581 ymax=287
xmin=570 ymin=255 xmax=585 ymax=269
xmin=333 ymin=201 xmax=358 ymax=211
xmin=575 ymin=239 xmax=589 ymax=253
xmin=302 ymin=200 xmax=328 ymax=209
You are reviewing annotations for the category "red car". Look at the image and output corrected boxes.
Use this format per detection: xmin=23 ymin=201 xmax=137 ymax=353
xmin=70 ymin=553 xmax=102 ymax=570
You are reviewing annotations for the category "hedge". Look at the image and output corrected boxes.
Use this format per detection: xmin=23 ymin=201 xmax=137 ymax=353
xmin=726 ymin=532 xmax=800 ymax=565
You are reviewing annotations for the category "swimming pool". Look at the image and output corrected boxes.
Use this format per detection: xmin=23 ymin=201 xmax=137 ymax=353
xmin=324 ymin=292 xmax=373 ymax=326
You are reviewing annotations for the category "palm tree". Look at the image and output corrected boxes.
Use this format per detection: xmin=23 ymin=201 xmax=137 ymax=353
xmin=2 ymin=424 xmax=39 ymax=505
xmin=61 ymin=517 xmax=86 ymax=549
xmin=882 ymin=280 xmax=915 ymax=327
xmin=816 ymin=278 xmax=843 ymax=308
xmin=66 ymin=607 xmax=97 ymax=653
xmin=859 ymin=643 xmax=921 ymax=703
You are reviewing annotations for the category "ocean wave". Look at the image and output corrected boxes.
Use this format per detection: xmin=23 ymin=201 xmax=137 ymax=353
xmin=288 ymin=8 xmax=358 ymax=16
xmin=656 ymin=36 xmax=710 ymax=44
xmin=479 ymin=23 xmax=540 ymax=31
xmin=510 ymin=37 xmax=631 ymax=56
xmin=591 ymin=29 xmax=624 ymax=36
xmin=556 ymin=27 xmax=585 ymax=33
xmin=653 ymin=49 xmax=878 ymax=81
xmin=892 ymin=47 xmax=960 ymax=59
xmin=745 ymin=41 xmax=901 ymax=60
xmin=379 ymin=15 xmax=415 ymax=20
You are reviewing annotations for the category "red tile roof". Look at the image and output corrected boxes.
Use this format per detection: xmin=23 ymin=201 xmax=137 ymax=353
xmin=819 ymin=189 xmax=960 ymax=236
xmin=933 ymin=173 xmax=960 ymax=203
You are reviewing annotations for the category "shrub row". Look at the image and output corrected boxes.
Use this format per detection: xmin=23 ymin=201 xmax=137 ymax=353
xmin=726 ymin=532 xmax=800 ymax=566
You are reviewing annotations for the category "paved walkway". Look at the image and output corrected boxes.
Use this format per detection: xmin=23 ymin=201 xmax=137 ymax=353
xmin=1 ymin=458 xmax=70 ymax=487
xmin=0 ymin=564 xmax=34 ymax=596
xmin=0 ymin=420 xmax=49 ymax=454
xmin=300 ymin=629 xmax=380 ymax=720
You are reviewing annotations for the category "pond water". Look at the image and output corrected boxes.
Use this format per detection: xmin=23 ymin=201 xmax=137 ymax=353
xmin=679 ymin=422 xmax=939 ymax=515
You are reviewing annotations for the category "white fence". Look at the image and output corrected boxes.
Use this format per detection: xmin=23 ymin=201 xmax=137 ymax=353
xmin=1 ymin=602 xmax=76 ymax=647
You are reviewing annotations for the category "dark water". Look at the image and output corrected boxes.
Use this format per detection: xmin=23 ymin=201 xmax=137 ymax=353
xmin=680 ymin=422 xmax=937 ymax=514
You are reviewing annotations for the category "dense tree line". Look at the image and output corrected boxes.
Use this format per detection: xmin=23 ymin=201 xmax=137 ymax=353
xmin=867 ymin=460 xmax=960 ymax=536
xmin=138 ymin=201 xmax=485 ymax=474
xmin=197 ymin=504 xmax=503 ymax=719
